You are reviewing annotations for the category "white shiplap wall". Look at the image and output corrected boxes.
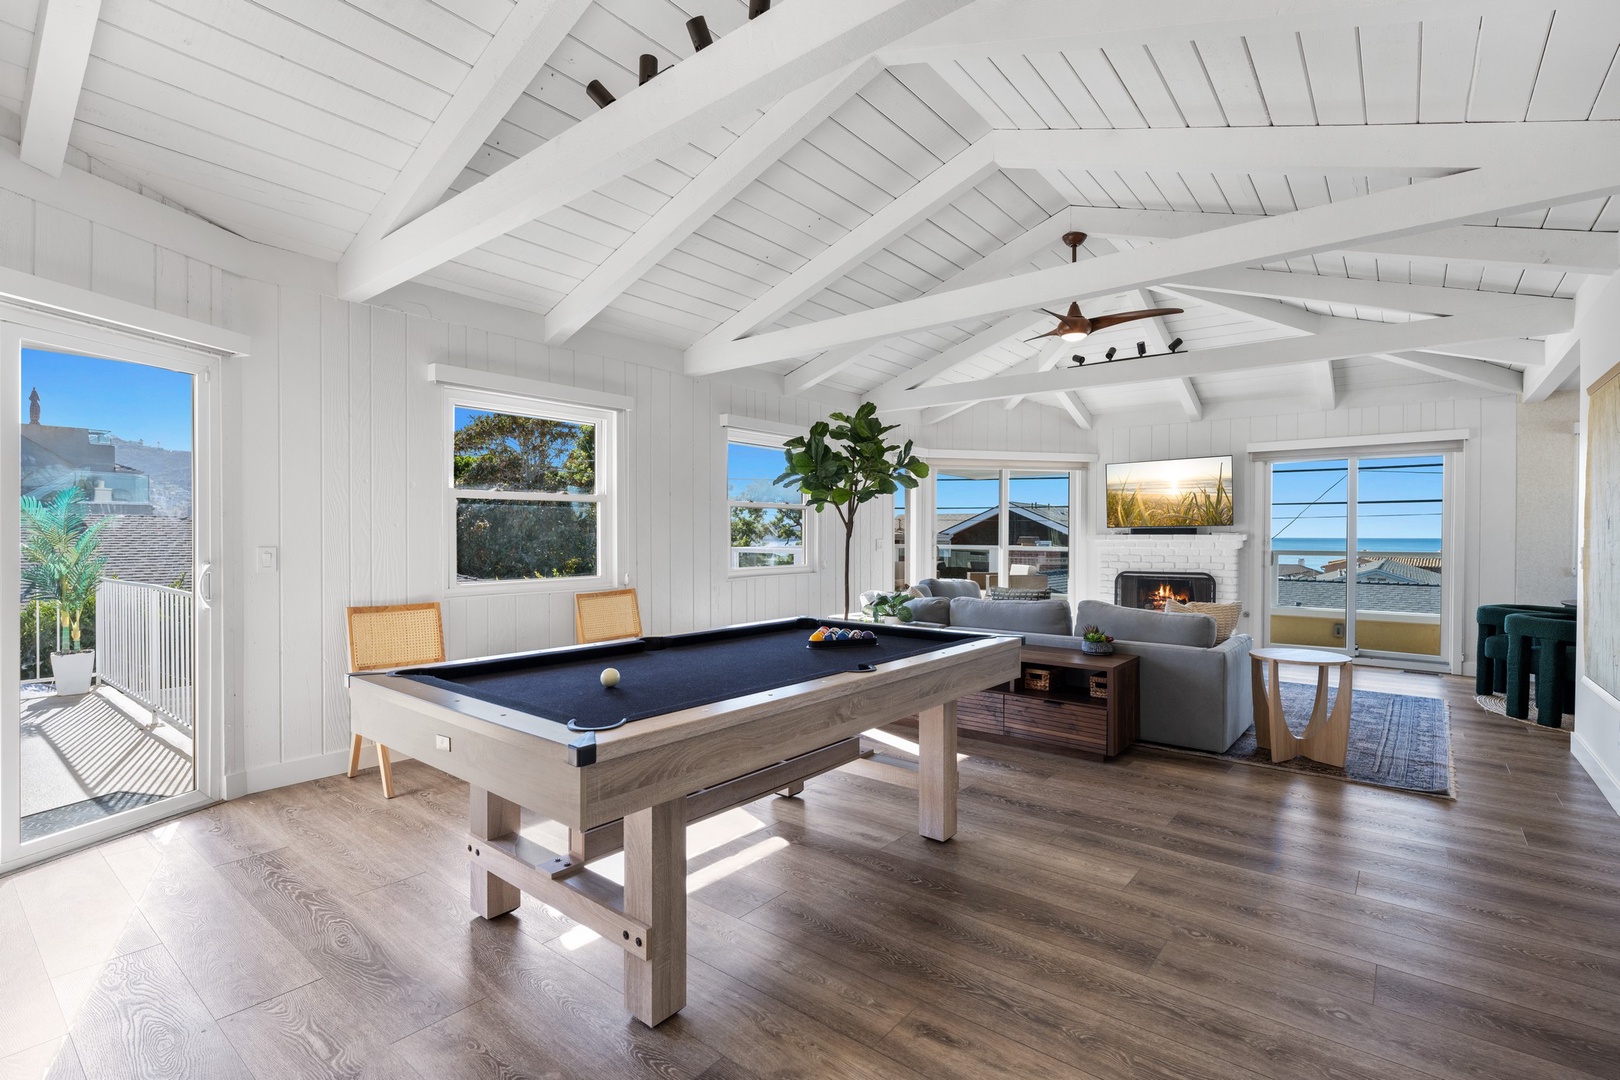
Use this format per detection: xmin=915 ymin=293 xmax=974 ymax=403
xmin=0 ymin=178 xmax=885 ymax=795
xmin=916 ymin=378 xmax=1525 ymax=669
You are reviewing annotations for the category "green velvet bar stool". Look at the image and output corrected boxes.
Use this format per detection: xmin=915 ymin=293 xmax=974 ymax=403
xmin=1504 ymin=612 xmax=1578 ymax=723
xmin=1475 ymin=604 xmax=1572 ymax=695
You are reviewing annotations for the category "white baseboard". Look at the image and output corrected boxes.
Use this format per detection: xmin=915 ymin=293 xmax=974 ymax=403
xmin=223 ymin=743 xmax=411 ymax=799
xmin=1571 ymin=730 xmax=1620 ymax=818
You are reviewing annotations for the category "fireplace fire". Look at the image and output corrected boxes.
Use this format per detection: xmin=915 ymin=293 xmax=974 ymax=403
xmin=1115 ymin=571 xmax=1216 ymax=611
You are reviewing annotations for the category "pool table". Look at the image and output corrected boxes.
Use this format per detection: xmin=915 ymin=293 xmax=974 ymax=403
xmin=346 ymin=616 xmax=1021 ymax=1026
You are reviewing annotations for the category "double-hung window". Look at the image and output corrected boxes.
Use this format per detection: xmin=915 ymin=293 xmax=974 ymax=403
xmin=449 ymin=393 xmax=615 ymax=587
xmin=726 ymin=437 xmax=808 ymax=572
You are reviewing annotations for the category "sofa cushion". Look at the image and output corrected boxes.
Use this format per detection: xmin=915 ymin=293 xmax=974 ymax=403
xmin=916 ymin=577 xmax=982 ymax=599
xmin=1074 ymin=599 xmax=1216 ymax=648
xmin=989 ymin=586 xmax=1051 ymax=600
xmin=903 ymin=596 xmax=952 ymax=624
xmin=1165 ymin=599 xmax=1241 ymax=644
xmin=950 ymin=596 xmax=1072 ymax=636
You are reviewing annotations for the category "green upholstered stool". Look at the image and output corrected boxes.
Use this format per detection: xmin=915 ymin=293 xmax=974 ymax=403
xmin=1476 ymin=604 xmax=1572 ymax=696
xmin=1504 ymin=612 xmax=1578 ymax=724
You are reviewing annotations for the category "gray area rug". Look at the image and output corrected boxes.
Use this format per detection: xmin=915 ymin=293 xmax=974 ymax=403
xmin=1157 ymin=682 xmax=1455 ymax=798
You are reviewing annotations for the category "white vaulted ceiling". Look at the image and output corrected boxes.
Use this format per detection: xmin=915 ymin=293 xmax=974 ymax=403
xmin=4 ymin=0 xmax=1617 ymax=418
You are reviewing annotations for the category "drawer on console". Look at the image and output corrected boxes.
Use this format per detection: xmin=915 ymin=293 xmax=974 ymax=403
xmin=1002 ymin=696 xmax=1107 ymax=748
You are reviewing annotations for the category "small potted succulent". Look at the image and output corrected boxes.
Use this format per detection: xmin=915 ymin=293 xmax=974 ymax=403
xmin=1079 ymin=624 xmax=1115 ymax=655
xmin=866 ymin=591 xmax=916 ymax=624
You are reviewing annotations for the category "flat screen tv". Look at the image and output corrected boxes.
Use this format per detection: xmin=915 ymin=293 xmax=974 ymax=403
xmin=1106 ymin=455 xmax=1234 ymax=529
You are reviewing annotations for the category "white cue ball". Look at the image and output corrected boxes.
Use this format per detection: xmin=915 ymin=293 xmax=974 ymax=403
xmin=600 ymin=667 xmax=621 ymax=688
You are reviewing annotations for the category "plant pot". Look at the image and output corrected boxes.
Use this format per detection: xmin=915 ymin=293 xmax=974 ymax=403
xmin=51 ymin=650 xmax=95 ymax=695
xmin=879 ymin=615 xmax=901 ymax=624
xmin=1079 ymin=640 xmax=1114 ymax=656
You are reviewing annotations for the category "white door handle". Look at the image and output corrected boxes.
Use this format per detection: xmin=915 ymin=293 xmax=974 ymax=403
xmin=199 ymin=563 xmax=214 ymax=605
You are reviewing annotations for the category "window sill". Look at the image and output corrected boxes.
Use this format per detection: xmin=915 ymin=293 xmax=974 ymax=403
xmin=727 ymin=564 xmax=817 ymax=580
xmin=446 ymin=575 xmax=614 ymax=597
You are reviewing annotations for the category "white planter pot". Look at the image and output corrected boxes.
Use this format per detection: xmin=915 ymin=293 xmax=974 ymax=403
xmin=879 ymin=615 xmax=902 ymax=624
xmin=52 ymin=650 xmax=95 ymax=695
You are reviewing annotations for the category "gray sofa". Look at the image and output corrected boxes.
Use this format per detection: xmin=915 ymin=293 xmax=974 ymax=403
xmin=895 ymin=583 xmax=1252 ymax=753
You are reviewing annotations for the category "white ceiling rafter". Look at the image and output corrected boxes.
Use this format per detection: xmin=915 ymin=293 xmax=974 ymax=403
xmin=1369 ymin=352 xmax=1524 ymax=394
xmin=689 ymin=135 xmax=998 ymax=351
xmin=783 ymin=210 xmax=1067 ymax=393
xmin=20 ymin=0 xmax=103 ymax=177
xmin=1311 ymin=362 xmax=1339 ymax=410
xmin=1053 ymin=392 xmax=1093 ymax=430
xmin=354 ymin=0 xmax=592 ymax=249
xmin=689 ymin=146 xmax=1620 ymax=375
xmin=1038 ymin=206 xmax=1617 ymax=274
xmin=1000 ymin=336 xmax=1070 ymax=411
xmin=1523 ymin=337 xmax=1582 ymax=402
xmin=1419 ymin=339 xmax=1547 ymax=368
xmin=543 ymin=58 xmax=883 ymax=346
xmin=336 ymin=0 xmax=974 ymax=301
xmin=1168 ymin=378 xmax=1203 ymax=420
xmin=1165 ymin=266 xmax=1556 ymax=317
xmin=877 ymin=300 xmax=1573 ymax=411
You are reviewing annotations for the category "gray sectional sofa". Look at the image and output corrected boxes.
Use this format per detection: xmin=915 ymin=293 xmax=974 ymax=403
xmin=897 ymin=580 xmax=1252 ymax=753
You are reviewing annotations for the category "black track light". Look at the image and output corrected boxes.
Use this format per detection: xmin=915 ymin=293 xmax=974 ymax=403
xmin=1071 ymin=354 xmax=1085 ymax=366
xmin=586 ymin=80 xmax=615 ymax=109
xmin=1168 ymin=337 xmax=1184 ymax=352
xmin=639 ymin=54 xmax=660 ymax=84
xmin=1104 ymin=346 xmax=1117 ymax=361
xmin=1136 ymin=341 xmax=1148 ymax=357
xmin=749 ymin=0 xmax=770 ymax=18
xmin=687 ymin=15 xmax=713 ymax=51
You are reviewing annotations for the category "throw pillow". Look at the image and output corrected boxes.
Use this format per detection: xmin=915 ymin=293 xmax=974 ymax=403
xmin=989 ymin=586 xmax=1051 ymax=601
xmin=1164 ymin=599 xmax=1241 ymax=644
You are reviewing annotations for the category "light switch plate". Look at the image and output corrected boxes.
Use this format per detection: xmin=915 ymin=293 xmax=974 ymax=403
xmin=256 ymin=546 xmax=278 ymax=572
xmin=435 ymin=734 xmax=452 ymax=752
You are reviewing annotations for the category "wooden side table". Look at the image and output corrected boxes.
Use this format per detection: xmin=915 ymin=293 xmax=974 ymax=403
xmin=1249 ymin=647 xmax=1355 ymax=767
xmin=958 ymin=647 xmax=1139 ymax=759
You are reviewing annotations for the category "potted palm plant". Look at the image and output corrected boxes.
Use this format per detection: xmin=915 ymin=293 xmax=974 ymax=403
xmin=21 ymin=489 xmax=109 ymax=695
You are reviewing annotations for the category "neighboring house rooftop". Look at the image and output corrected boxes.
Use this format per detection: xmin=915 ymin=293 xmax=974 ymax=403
xmin=20 ymin=516 xmax=192 ymax=597
xmin=1277 ymin=578 xmax=1441 ymax=615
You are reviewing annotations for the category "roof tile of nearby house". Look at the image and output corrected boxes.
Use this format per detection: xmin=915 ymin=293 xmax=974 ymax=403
xmin=1277 ymin=578 xmax=1441 ymax=615
xmin=19 ymin=516 xmax=192 ymax=596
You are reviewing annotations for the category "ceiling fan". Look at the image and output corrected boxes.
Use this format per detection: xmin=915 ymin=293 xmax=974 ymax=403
xmin=1026 ymin=232 xmax=1184 ymax=345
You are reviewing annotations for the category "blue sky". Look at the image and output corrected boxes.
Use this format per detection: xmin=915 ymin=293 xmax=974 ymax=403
xmin=937 ymin=471 xmax=1068 ymax=513
xmin=1271 ymin=456 xmax=1443 ymax=542
xmin=22 ymin=349 xmax=193 ymax=450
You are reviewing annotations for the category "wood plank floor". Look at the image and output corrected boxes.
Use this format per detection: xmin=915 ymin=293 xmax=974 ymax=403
xmin=3 ymin=673 xmax=1618 ymax=1079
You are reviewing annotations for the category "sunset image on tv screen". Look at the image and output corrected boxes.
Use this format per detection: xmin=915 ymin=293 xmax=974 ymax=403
xmin=1106 ymin=456 xmax=1234 ymax=528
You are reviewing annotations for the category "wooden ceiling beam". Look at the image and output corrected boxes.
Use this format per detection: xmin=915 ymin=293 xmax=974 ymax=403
xmin=877 ymin=300 xmax=1571 ymax=410
xmin=19 ymin=0 xmax=102 ymax=177
xmin=354 ymin=0 xmax=593 ymax=247
xmin=1522 ymin=338 xmax=1583 ymax=402
xmin=337 ymin=0 xmax=971 ymax=301
xmin=685 ymin=152 xmax=1620 ymax=373
xmin=1165 ymin=266 xmax=1548 ymax=318
xmin=1311 ymin=361 xmax=1339 ymax=410
xmin=543 ymin=58 xmax=881 ymax=346
xmin=1168 ymin=378 xmax=1203 ymax=421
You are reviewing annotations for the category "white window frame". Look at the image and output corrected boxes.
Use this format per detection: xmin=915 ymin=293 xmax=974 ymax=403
xmin=924 ymin=455 xmax=1087 ymax=596
xmin=723 ymin=428 xmax=813 ymax=578
xmin=444 ymin=388 xmax=620 ymax=595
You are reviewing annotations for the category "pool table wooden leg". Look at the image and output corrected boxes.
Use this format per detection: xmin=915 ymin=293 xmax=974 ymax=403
xmin=468 ymin=786 xmax=521 ymax=919
xmin=918 ymin=700 xmax=958 ymax=841
xmin=623 ymin=797 xmax=687 ymax=1026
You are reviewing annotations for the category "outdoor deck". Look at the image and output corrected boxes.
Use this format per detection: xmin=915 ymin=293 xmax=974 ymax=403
xmin=19 ymin=685 xmax=194 ymax=842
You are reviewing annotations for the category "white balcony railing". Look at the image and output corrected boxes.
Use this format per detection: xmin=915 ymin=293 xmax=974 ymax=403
xmin=95 ymin=578 xmax=193 ymax=736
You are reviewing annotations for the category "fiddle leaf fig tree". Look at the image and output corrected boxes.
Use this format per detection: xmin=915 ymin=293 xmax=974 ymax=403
xmin=774 ymin=402 xmax=928 ymax=617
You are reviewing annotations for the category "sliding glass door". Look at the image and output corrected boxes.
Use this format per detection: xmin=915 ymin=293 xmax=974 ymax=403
xmin=1268 ymin=454 xmax=1446 ymax=666
xmin=2 ymin=319 xmax=220 ymax=871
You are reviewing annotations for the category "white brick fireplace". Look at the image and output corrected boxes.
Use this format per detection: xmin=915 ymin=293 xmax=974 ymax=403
xmin=1094 ymin=533 xmax=1248 ymax=607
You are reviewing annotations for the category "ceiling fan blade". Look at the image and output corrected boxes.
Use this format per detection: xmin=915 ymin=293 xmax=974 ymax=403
xmin=1023 ymin=329 xmax=1062 ymax=343
xmin=1085 ymin=307 xmax=1185 ymax=332
xmin=1036 ymin=308 xmax=1069 ymax=320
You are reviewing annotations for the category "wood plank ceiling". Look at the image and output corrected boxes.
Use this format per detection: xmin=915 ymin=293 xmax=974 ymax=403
xmin=6 ymin=0 xmax=1618 ymax=416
